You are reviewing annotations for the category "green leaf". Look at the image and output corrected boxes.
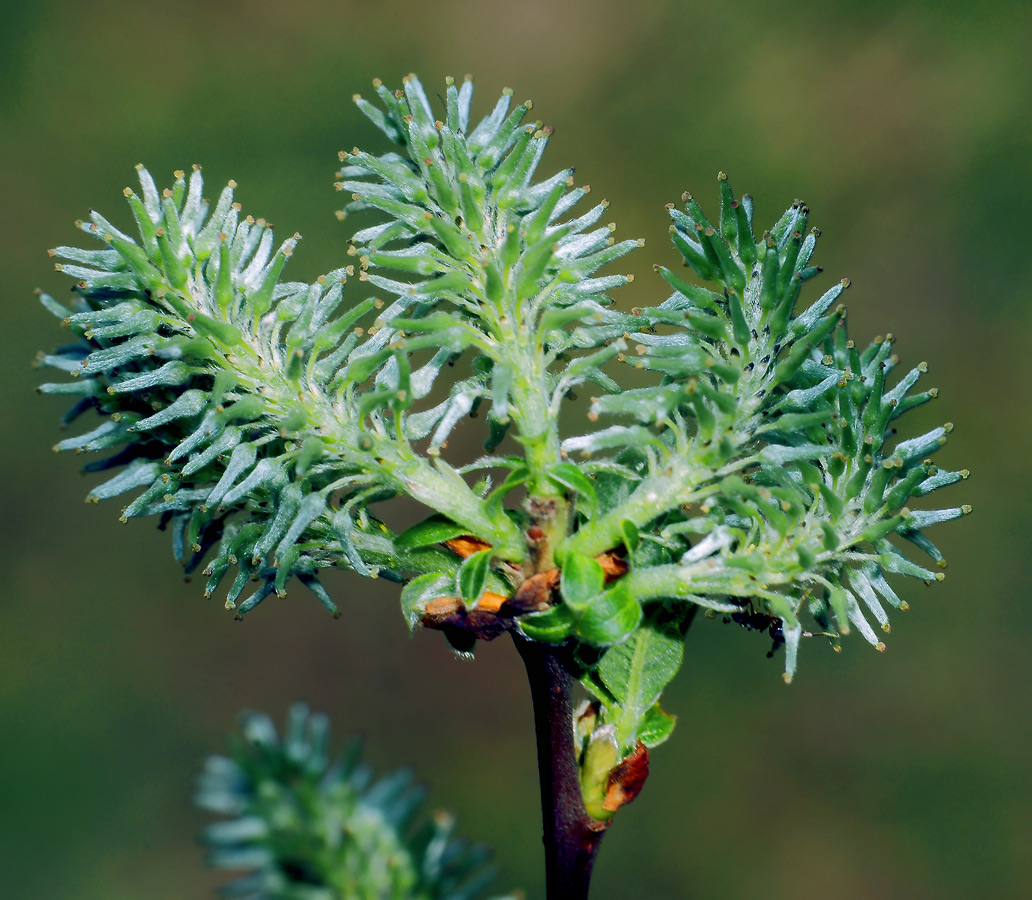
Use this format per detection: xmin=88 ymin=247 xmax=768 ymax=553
xmin=575 ymin=583 xmax=641 ymax=645
xmin=485 ymin=465 xmax=530 ymax=518
xmin=619 ymin=519 xmax=640 ymax=554
xmin=547 ymin=462 xmax=598 ymax=517
xmin=395 ymin=514 xmax=469 ymax=549
xmin=637 ymin=702 xmax=677 ymax=748
xmin=596 ymin=612 xmax=683 ymax=747
xmin=457 ymin=548 xmax=492 ymax=603
xmin=560 ymin=553 xmax=605 ymax=611
xmin=399 ymin=573 xmax=453 ymax=631
xmin=520 ymin=604 xmax=575 ymax=644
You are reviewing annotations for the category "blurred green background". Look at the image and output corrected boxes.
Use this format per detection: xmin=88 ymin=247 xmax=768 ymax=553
xmin=2 ymin=1 xmax=1029 ymax=898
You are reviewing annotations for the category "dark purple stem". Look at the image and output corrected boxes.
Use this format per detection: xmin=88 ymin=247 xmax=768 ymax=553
xmin=515 ymin=636 xmax=607 ymax=900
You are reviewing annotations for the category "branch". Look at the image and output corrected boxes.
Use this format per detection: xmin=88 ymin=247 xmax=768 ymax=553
xmin=515 ymin=638 xmax=607 ymax=900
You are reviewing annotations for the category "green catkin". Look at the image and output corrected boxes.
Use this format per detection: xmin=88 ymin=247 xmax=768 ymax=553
xmin=38 ymin=80 xmax=966 ymax=744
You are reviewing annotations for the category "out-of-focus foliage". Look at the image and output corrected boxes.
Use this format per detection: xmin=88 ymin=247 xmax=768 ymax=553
xmin=197 ymin=704 xmax=516 ymax=900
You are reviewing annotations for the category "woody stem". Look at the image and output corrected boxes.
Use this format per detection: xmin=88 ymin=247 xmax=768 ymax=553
xmin=515 ymin=636 xmax=606 ymax=900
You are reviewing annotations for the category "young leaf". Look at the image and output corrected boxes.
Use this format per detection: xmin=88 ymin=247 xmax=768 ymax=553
xmin=400 ymin=573 xmax=453 ymax=631
xmin=547 ymin=462 xmax=598 ymax=517
xmin=561 ymin=553 xmax=605 ymax=611
xmin=457 ymin=548 xmax=492 ymax=604
xmin=396 ymin=514 xmax=470 ymax=549
xmin=596 ymin=612 xmax=685 ymax=748
xmin=575 ymin=583 xmax=642 ymax=645
xmin=637 ymin=702 xmax=677 ymax=748
xmin=519 ymin=604 xmax=576 ymax=644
